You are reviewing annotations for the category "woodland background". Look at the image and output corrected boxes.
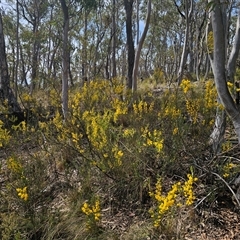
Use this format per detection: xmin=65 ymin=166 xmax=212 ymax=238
xmin=0 ymin=0 xmax=240 ymax=239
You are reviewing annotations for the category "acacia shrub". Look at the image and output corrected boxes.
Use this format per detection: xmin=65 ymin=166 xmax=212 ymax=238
xmin=0 ymin=78 xmax=220 ymax=238
xmin=40 ymin=79 xmax=217 ymax=207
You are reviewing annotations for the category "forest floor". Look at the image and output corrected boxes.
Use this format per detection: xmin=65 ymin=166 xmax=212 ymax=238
xmin=117 ymin=207 xmax=240 ymax=239
xmin=186 ymin=207 xmax=240 ymax=240
xmin=1 ymin=144 xmax=240 ymax=240
xmin=108 ymin=187 xmax=240 ymax=239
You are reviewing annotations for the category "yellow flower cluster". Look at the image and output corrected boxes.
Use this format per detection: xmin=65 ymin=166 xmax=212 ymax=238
xmin=160 ymin=182 xmax=180 ymax=214
xmin=227 ymin=81 xmax=234 ymax=90
xmin=112 ymin=99 xmax=128 ymax=123
xmin=204 ymin=80 xmax=218 ymax=110
xmin=164 ymin=106 xmax=180 ymax=118
xmin=186 ymin=99 xmax=200 ymax=124
xmin=16 ymin=187 xmax=28 ymax=201
xmin=180 ymin=79 xmax=192 ymax=94
xmin=149 ymin=179 xmax=181 ymax=227
xmin=112 ymin=145 xmax=124 ymax=166
xmin=222 ymin=141 xmax=232 ymax=152
xmin=75 ymin=79 xmax=125 ymax=111
xmin=51 ymin=111 xmax=66 ymax=142
xmin=0 ymin=120 xmax=11 ymax=147
xmin=82 ymin=81 xmax=109 ymax=106
xmin=7 ymin=156 xmax=22 ymax=173
xmin=182 ymin=174 xmax=198 ymax=206
xmin=133 ymin=100 xmax=154 ymax=115
xmin=141 ymin=127 xmax=164 ymax=153
xmin=81 ymin=199 xmax=101 ymax=222
xmin=22 ymin=93 xmax=34 ymax=103
xmin=11 ymin=120 xmax=29 ymax=132
xmin=82 ymin=110 xmax=109 ymax=151
xmin=149 ymin=173 xmax=197 ymax=227
xmin=223 ymin=162 xmax=237 ymax=178
xmin=172 ymin=127 xmax=178 ymax=135
xmin=48 ymin=79 xmax=130 ymax=172
xmin=207 ymin=31 xmax=214 ymax=53
xmin=19 ymin=121 xmax=27 ymax=132
xmin=113 ymin=83 xmax=124 ymax=95
xmin=123 ymin=128 xmax=136 ymax=138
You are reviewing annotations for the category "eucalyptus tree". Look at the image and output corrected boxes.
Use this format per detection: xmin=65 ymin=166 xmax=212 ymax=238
xmin=124 ymin=0 xmax=135 ymax=89
xmin=132 ymin=0 xmax=151 ymax=91
xmin=18 ymin=0 xmax=49 ymax=93
xmin=41 ymin=3 xmax=61 ymax=84
xmin=140 ymin=0 xmax=181 ymax=81
xmin=14 ymin=0 xmax=20 ymax=97
xmin=209 ymin=0 xmax=240 ymax=151
xmin=59 ymin=0 xmax=97 ymax=119
xmin=194 ymin=0 xmax=207 ymax=80
xmin=90 ymin=1 xmax=114 ymax=78
xmin=2 ymin=11 xmax=19 ymax=86
xmin=175 ymin=0 xmax=194 ymax=84
xmin=0 ymin=10 xmax=21 ymax=112
xmin=112 ymin=0 xmax=117 ymax=78
xmin=227 ymin=10 xmax=240 ymax=83
xmin=59 ymin=0 xmax=69 ymax=119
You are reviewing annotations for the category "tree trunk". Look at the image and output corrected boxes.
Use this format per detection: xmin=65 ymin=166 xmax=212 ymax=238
xmin=14 ymin=0 xmax=20 ymax=98
xmin=60 ymin=0 xmax=69 ymax=120
xmin=209 ymin=101 xmax=227 ymax=153
xmin=111 ymin=0 xmax=117 ymax=78
xmin=210 ymin=0 xmax=240 ymax=145
xmin=30 ymin=23 xmax=40 ymax=94
xmin=206 ymin=6 xmax=225 ymax=153
xmin=136 ymin=0 xmax=140 ymax=45
xmin=0 ymin=11 xmax=21 ymax=112
xmin=132 ymin=0 xmax=151 ymax=92
xmin=124 ymin=0 xmax=135 ymax=89
xmin=19 ymin=44 xmax=29 ymax=87
xmin=227 ymin=9 xmax=240 ymax=83
xmin=177 ymin=0 xmax=193 ymax=84
xmin=82 ymin=10 xmax=88 ymax=82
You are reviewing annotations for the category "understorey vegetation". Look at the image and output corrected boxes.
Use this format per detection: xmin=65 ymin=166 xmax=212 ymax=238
xmin=0 ymin=78 xmax=239 ymax=239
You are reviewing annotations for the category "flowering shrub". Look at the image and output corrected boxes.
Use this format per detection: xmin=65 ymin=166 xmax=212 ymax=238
xmin=149 ymin=173 xmax=198 ymax=228
xmin=180 ymin=79 xmax=192 ymax=94
xmin=81 ymin=198 xmax=101 ymax=231
xmin=0 ymin=120 xmax=11 ymax=147
xmin=0 ymin=77 xmax=222 ymax=238
xmin=222 ymin=161 xmax=239 ymax=178
xmin=207 ymin=31 xmax=214 ymax=53
xmin=152 ymin=68 xmax=165 ymax=84
xmin=7 ymin=156 xmax=23 ymax=174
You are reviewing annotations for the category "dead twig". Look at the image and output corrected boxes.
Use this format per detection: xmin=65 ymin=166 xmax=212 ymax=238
xmin=211 ymin=171 xmax=240 ymax=208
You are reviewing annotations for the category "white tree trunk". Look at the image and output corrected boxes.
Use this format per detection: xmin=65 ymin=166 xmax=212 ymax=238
xmin=210 ymin=0 xmax=240 ymax=145
xmin=209 ymin=105 xmax=226 ymax=153
xmin=177 ymin=0 xmax=193 ymax=84
xmin=227 ymin=9 xmax=240 ymax=83
xmin=132 ymin=0 xmax=151 ymax=92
